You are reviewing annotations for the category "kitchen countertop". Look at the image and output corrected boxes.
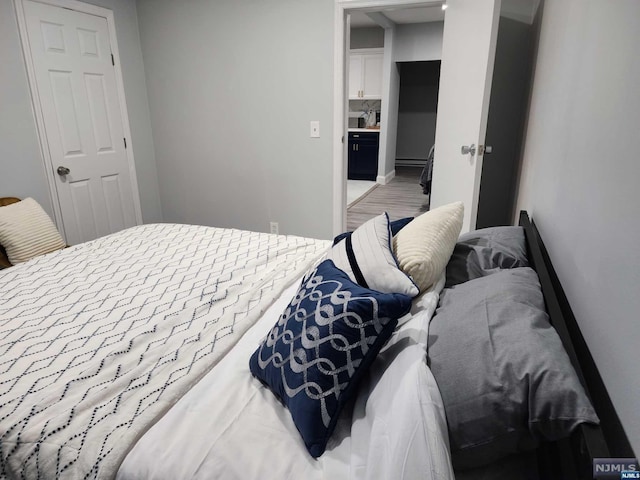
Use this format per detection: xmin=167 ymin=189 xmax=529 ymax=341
xmin=348 ymin=128 xmax=380 ymax=133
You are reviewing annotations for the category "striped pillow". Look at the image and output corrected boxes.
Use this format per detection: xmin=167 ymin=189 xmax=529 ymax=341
xmin=393 ymin=202 xmax=464 ymax=292
xmin=0 ymin=198 xmax=66 ymax=265
xmin=326 ymin=213 xmax=418 ymax=297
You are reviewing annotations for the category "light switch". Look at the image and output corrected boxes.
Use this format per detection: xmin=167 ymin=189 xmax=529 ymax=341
xmin=310 ymin=121 xmax=320 ymax=138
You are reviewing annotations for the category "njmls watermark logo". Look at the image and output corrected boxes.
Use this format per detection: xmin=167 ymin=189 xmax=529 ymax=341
xmin=593 ymin=458 xmax=639 ymax=479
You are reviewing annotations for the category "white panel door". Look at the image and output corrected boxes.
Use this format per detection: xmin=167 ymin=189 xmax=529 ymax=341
xmin=431 ymin=0 xmax=501 ymax=232
xmin=23 ymin=0 xmax=139 ymax=245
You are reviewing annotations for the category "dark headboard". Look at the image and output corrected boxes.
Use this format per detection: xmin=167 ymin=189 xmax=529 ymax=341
xmin=519 ymin=211 xmax=634 ymax=478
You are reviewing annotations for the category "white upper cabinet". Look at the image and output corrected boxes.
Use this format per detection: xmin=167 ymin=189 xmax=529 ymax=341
xmin=349 ymin=49 xmax=383 ymax=99
xmin=348 ymin=54 xmax=362 ymax=99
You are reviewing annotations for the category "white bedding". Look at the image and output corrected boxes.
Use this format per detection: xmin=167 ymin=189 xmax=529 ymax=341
xmin=0 ymin=224 xmax=329 ymax=479
xmin=350 ymin=274 xmax=453 ymax=480
xmin=118 ymin=273 xmax=454 ymax=480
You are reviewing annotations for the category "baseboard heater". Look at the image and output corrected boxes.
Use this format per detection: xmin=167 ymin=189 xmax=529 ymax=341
xmin=395 ymin=158 xmax=427 ymax=168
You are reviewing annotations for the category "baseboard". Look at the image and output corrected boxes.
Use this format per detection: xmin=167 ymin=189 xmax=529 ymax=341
xmin=377 ymin=170 xmax=395 ymax=185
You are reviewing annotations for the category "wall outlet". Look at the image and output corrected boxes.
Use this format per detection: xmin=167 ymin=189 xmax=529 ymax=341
xmin=270 ymin=221 xmax=279 ymax=235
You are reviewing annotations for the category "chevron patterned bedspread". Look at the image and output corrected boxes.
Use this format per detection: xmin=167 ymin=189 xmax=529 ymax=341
xmin=0 ymin=224 xmax=330 ymax=480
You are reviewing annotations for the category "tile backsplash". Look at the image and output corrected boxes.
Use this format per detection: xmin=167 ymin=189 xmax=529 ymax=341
xmin=348 ymin=99 xmax=381 ymax=128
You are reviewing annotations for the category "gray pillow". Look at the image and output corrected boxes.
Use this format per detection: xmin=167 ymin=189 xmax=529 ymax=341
xmin=445 ymin=226 xmax=528 ymax=288
xmin=428 ymin=268 xmax=599 ymax=470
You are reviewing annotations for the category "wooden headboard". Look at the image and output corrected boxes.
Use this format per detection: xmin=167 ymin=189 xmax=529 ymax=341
xmin=519 ymin=211 xmax=634 ymax=478
xmin=0 ymin=197 xmax=21 ymax=207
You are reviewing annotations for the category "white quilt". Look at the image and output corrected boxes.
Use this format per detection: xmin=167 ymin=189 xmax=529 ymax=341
xmin=0 ymin=224 xmax=329 ymax=479
xmin=117 ymin=274 xmax=454 ymax=480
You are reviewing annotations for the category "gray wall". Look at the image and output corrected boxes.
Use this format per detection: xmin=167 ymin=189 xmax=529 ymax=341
xmin=350 ymin=26 xmax=384 ymax=49
xmin=390 ymin=22 xmax=443 ymax=170
xmin=516 ymin=0 xmax=640 ymax=455
xmin=136 ymin=0 xmax=334 ymax=239
xmin=394 ymin=22 xmax=443 ymax=63
xmin=395 ymin=61 xmax=440 ymax=161
xmin=0 ymin=0 xmax=162 ymax=224
xmin=0 ymin=0 xmax=51 ymax=214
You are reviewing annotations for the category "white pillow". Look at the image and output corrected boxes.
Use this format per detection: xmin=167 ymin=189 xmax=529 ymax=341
xmin=0 ymin=198 xmax=66 ymax=264
xmin=326 ymin=212 xmax=419 ymax=297
xmin=393 ymin=202 xmax=464 ymax=292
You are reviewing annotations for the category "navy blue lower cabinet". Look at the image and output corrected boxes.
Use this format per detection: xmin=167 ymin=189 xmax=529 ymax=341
xmin=348 ymin=132 xmax=379 ymax=181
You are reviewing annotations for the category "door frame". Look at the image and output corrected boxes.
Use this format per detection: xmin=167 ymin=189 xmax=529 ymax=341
xmin=14 ymin=0 xmax=143 ymax=238
xmin=333 ymin=0 xmax=442 ymax=235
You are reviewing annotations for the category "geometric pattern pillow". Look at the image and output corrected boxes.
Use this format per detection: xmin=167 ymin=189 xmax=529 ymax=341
xmin=393 ymin=202 xmax=464 ymax=292
xmin=0 ymin=197 xmax=66 ymax=264
xmin=325 ymin=213 xmax=418 ymax=297
xmin=249 ymin=260 xmax=413 ymax=457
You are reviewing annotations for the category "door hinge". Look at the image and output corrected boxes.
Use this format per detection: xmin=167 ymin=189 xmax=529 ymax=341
xmin=123 ymin=138 xmax=127 ymax=149
xmin=111 ymin=54 xmax=115 ymax=66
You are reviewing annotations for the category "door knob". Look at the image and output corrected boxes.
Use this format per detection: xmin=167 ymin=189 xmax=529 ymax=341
xmin=461 ymin=144 xmax=476 ymax=156
xmin=57 ymin=166 xmax=70 ymax=176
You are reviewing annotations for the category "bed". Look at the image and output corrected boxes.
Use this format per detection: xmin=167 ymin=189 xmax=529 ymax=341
xmin=0 ymin=203 xmax=633 ymax=480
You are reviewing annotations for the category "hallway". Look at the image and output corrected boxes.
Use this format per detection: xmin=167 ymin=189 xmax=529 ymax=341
xmin=346 ymin=166 xmax=429 ymax=231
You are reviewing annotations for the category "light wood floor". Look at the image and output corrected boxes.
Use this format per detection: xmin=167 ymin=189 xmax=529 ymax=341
xmin=346 ymin=166 xmax=429 ymax=231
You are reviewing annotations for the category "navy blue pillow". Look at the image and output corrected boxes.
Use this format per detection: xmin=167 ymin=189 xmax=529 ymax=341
xmin=332 ymin=216 xmax=414 ymax=246
xmin=249 ymin=260 xmax=412 ymax=457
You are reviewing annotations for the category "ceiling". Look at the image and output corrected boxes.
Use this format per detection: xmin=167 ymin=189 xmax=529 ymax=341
xmin=350 ymin=6 xmax=445 ymax=28
xmin=349 ymin=0 xmax=540 ymax=29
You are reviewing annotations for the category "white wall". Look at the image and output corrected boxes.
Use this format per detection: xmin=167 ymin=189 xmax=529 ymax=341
xmin=0 ymin=0 xmax=162 ymax=223
xmin=136 ymin=0 xmax=334 ymax=239
xmin=516 ymin=0 xmax=640 ymax=455
xmin=377 ymin=27 xmax=400 ymax=181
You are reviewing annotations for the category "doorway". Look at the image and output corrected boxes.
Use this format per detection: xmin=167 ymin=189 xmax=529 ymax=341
xmin=15 ymin=0 xmax=142 ymax=245
xmin=395 ymin=60 xmax=441 ymax=211
xmin=395 ymin=61 xmax=440 ymax=170
xmin=345 ymin=57 xmax=441 ymax=229
xmin=334 ymin=0 xmax=504 ymax=235
xmin=342 ymin=5 xmax=445 ymax=231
